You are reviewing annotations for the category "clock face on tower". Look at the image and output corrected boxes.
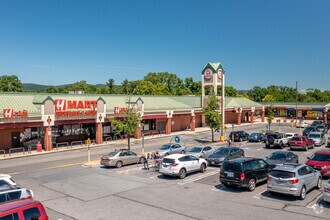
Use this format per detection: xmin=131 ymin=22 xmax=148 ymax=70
xmin=204 ymin=69 xmax=212 ymax=79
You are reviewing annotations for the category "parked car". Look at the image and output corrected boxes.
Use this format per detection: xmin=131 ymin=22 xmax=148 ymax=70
xmin=316 ymin=124 xmax=327 ymax=134
xmin=0 ymin=174 xmax=17 ymax=187
xmin=0 ymin=186 xmax=34 ymax=204
xmin=305 ymin=150 xmax=330 ymax=177
xmin=296 ymin=121 xmax=308 ymax=128
xmin=289 ymin=136 xmax=314 ymax=151
xmin=285 ymin=133 xmax=298 ymax=141
xmin=229 ymin=131 xmax=249 ymax=142
xmin=307 ymin=132 xmax=326 ymax=146
xmin=265 ymin=151 xmax=299 ymax=166
xmin=158 ymin=143 xmax=185 ymax=156
xmin=0 ymin=199 xmax=48 ymax=220
xmin=303 ymin=126 xmax=317 ymax=137
xmin=186 ymin=146 xmax=215 ymax=159
xmin=159 ymin=154 xmax=207 ymax=179
xmin=100 ymin=149 xmax=145 ymax=168
xmin=220 ymin=158 xmax=275 ymax=191
xmin=312 ymin=120 xmax=324 ymax=126
xmin=267 ymin=163 xmax=322 ymax=200
xmin=208 ymin=147 xmax=244 ymax=166
xmin=324 ymin=179 xmax=330 ymax=203
xmin=265 ymin=132 xmax=289 ymax=149
xmin=248 ymin=133 xmax=265 ymax=142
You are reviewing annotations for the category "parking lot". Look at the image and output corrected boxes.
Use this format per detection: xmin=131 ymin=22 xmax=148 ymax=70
xmin=2 ymin=123 xmax=330 ymax=220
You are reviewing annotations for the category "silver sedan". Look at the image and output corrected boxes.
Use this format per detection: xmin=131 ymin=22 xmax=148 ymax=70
xmin=100 ymin=150 xmax=145 ymax=168
xmin=186 ymin=146 xmax=215 ymax=159
xmin=267 ymin=163 xmax=322 ymax=200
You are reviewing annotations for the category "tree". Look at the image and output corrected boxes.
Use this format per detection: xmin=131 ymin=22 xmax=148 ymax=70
xmin=267 ymin=106 xmax=275 ymax=131
xmin=202 ymin=94 xmax=222 ymax=142
xmin=247 ymin=86 xmax=267 ymax=102
xmin=0 ymin=75 xmax=23 ymax=92
xmin=106 ymin=78 xmax=116 ymax=94
xmin=262 ymin=94 xmax=276 ymax=102
xmin=95 ymin=85 xmax=110 ymax=94
xmin=111 ymin=100 xmax=140 ymax=150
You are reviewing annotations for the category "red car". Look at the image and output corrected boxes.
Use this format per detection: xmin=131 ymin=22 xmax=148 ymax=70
xmin=289 ymin=136 xmax=314 ymax=151
xmin=306 ymin=150 xmax=330 ymax=177
xmin=0 ymin=199 xmax=48 ymax=220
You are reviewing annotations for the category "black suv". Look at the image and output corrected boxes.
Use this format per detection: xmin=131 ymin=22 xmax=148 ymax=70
xmin=220 ymin=158 xmax=275 ymax=191
xmin=303 ymin=126 xmax=317 ymax=137
xmin=229 ymin=131 xmax=249 ymax=142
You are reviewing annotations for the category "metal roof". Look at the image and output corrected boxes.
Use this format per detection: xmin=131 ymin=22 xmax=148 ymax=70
xmin=225 ymin=97 xmax=263 ymax=108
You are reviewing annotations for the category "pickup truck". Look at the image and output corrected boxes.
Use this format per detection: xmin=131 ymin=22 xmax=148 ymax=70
xmin=265 ymin=132 xmax=289 ymax=149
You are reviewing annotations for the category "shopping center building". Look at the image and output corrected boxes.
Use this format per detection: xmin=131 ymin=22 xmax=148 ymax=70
xmin=0 ymin=93 xmax=266 ymax=151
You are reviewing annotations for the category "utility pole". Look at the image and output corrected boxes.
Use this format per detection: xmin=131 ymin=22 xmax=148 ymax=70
xmin=295 ymin=81 xmax=298 ymax=125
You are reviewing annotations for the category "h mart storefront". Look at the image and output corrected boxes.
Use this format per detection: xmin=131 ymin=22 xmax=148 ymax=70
xmin=0 ymin=94 xmax=204 ymax=151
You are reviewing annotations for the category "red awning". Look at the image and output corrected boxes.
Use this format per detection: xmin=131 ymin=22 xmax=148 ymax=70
xmin=143 ymin=115 xmax=167 ymax=119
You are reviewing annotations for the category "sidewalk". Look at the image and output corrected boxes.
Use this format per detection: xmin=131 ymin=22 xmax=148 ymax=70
xmin=0 ymin=121 xmax=267 ymax=161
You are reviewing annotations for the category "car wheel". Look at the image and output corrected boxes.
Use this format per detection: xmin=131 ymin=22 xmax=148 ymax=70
xmin=266 ymin=145 xmax=270 ymax=149
xmin=316 ymin=177 xmax=322 ymax=189
xmin=299 ymin=186 xmax=307 ymax=200
xmin=116 ymin=161 xmax=123 ymax=168
xmin=279 ymin=142 xmax=284 ymax=149
xmin=311 ymin=143 xmax=314 ymax=149
xmin=181 ymin=150 xmax=185 ymax=154
xmin=139 ymin=157 xmax=144 ymax=164
xmin=179 ymin=168 xmax=187 ymax=179
xmin=248 ymin=178 xmax=256 ymax=191
xmin=200 ymin=163 xmax=206 ymax=173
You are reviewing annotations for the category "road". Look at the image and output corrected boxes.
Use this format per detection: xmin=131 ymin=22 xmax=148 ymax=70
xmin=1 ymin=123 xmax=329 ymax=220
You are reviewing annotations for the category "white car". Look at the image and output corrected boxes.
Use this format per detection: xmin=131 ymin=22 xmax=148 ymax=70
xmin=285 ymin=133 xmax=298 ymax=141
xmin=159 ymin=154 xmax=207 ymax=179
xmin=0 ymin=186 xmax=34 ymax=204
xmin=324 ymin=179 xmax=330 ymax=203
xmin=0 ymin=174 xmax=16 ymax=186
xmin=296 ymin=122 xmax=308 ymax=128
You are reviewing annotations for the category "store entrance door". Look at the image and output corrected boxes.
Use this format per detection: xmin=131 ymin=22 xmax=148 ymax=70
xmin=11 ymin=132 xmax=20 ymax=148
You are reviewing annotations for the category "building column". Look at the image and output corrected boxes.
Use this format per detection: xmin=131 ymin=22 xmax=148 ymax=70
xmin=324 ymin=109 xmax=328 ymax=124
xmin=237 ymin=113 xmax=241 ymax=125
xmin=250 ymin=112 xmax=254 ymax=123
xmin=262 ymin=109 xmax=265 ymax=122
xmin=190 ymin=115 xmax=196 ymax=131
xmin=166 ymin=118 xmax=172 ymax=134
xmin=135 ymin=125 xmax=141 ymax=139
xmin=96 ymin=123 xmax=103 ymax=144
xmin=44 ymin=126 xmax=53 ymax=151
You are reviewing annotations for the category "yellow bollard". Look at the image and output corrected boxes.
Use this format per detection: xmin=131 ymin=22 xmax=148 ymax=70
xmin=220 ymin=136 xmax=225 ymax=142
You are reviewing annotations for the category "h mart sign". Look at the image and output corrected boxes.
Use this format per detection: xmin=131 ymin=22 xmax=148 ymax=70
xmin=3 ymin=109 xmax=28 ymax=119
xmin=114 ymin=107 xmax=128 ymax=114
xmin=54 ymin=99 xmax=98 ymax=117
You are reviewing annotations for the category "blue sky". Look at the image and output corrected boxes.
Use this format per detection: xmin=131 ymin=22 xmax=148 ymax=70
xmin=0 ymin=0 xmax=329 ymax=90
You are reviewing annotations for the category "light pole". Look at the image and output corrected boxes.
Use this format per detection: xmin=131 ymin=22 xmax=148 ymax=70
xmin=295 ymin=81 xmax=298 ymax=125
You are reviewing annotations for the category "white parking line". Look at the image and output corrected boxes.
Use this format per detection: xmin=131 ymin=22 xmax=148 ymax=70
xmin=178 ymin=170 xmax=219 ymax=185
xmin=253 ymin=189 xmax=267 ymax=199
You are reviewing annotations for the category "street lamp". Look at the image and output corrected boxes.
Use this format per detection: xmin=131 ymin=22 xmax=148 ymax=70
xmin=295 ymin=81 xmax=298 ymax=124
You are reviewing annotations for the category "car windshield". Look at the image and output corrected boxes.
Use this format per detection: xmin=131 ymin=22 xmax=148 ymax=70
xmin=317 ymin=125 xmax=325 ymax=129
xmin=250 ymin=133 xmax=258 ymax=136
xmin=291 ymin=137 xmax=303 ymax=141
xmin=108 ymin=152 xmax=118 ymax=157
xmin=310 ymin=153 xmax=330 ymax=162
xmin=308 ymin=134 xmax=320 ymax=138
xmin=268 ymin=153 xmax=286 ymax=160
xmin=162 ymin=158 xmax=175 ymax=164
xmin=189 ymin=147 xmax=202 ymax=153
xmin=160 ymin=144 xmax=171 ymax=150
xmin=286 ymin=134 xmax=293 ymax=137
xmin=305 ymin=127 xmax=314 ymax=131
xmin=214 ymin=148 xmax=229 ymax=155
xmin=268 ymin=134 xmax=280 ymax=139
xmin=222 ymin=161 xmax=242 ymax=172
xmin=271 ymin=170 xmax=295 ymax=178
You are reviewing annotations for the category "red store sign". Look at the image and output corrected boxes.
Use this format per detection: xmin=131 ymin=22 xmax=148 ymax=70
xmin=55 ymin=99 xmax=98 ymax=117
xmin=114 ymin=107 xmax=128 ymax=114
xmin=3 ymin=109 xmax=28 ymax=118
